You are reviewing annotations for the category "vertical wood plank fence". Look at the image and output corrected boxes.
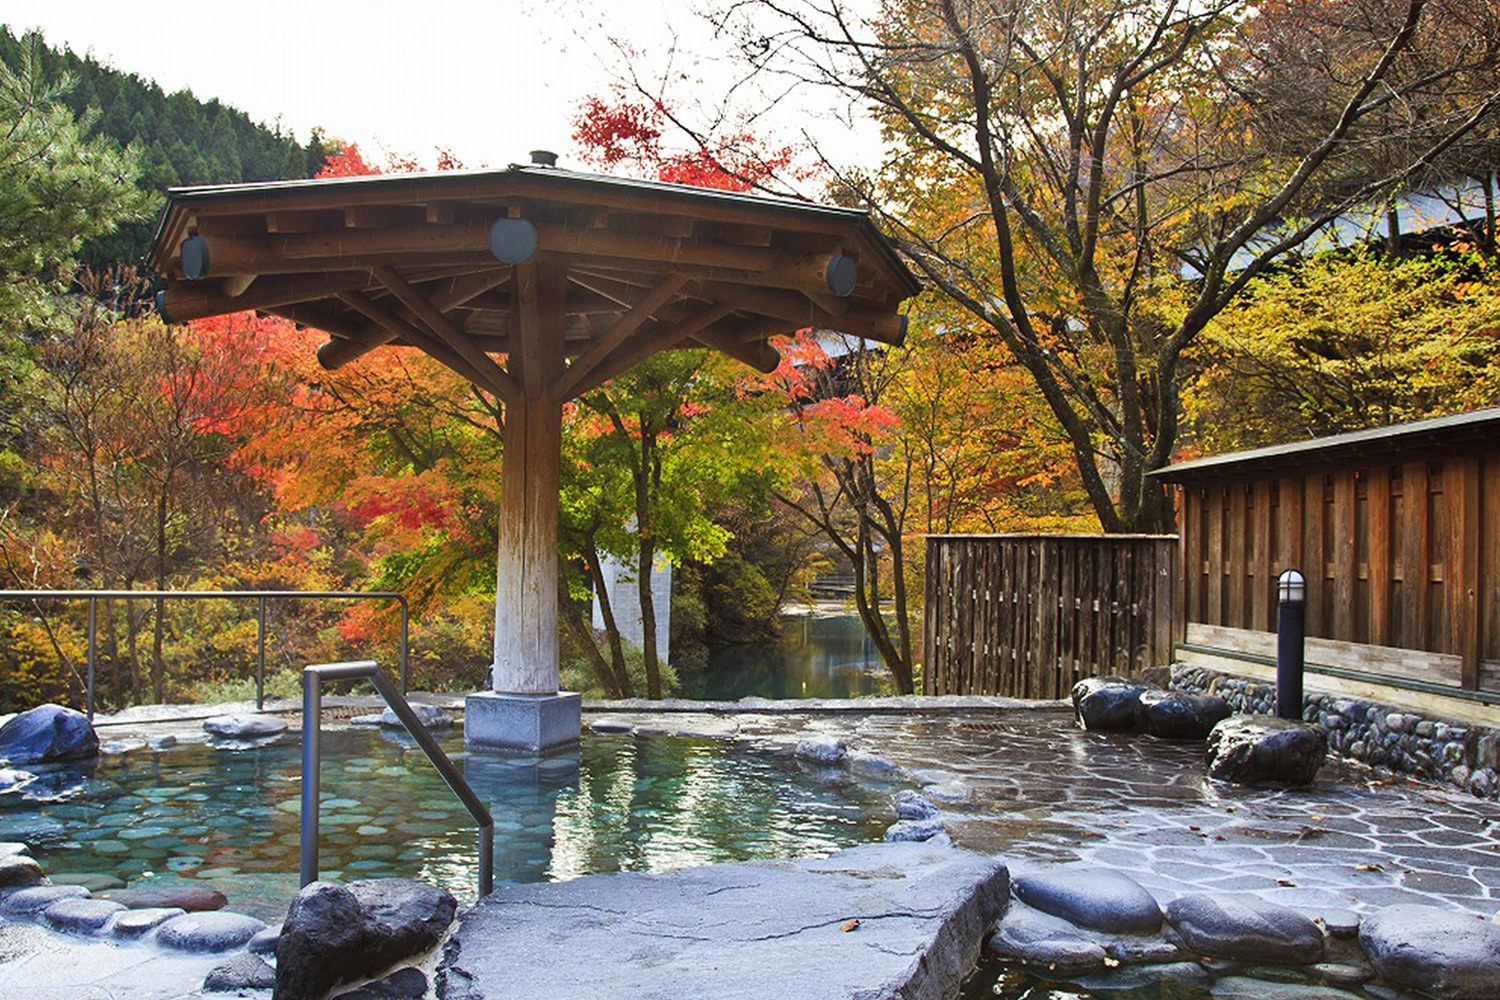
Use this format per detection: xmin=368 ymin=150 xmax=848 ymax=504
xmin=923 ymin=534 xmax=1178 ymax=699
xmin=1174 ymin=451 xmax=1500 ymax=692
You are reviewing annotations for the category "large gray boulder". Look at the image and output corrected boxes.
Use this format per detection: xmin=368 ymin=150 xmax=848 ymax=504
xmin=1359 ymin=904 xmax=1500 ymax=1000
xmin=1072 ymin=677 xmax=1154 ymax=731
xmin=0 ymin=704 xmax=98 ymax=764
xmin=1012 ymin=869 xmax=1161 ymax=934
xmin=1207 ymin=716 xmax=1326 ymax=786
xmin=1165 ymin=893 xmax=1323 ymax=964
xmin=1136 ymin=690 xmax=1232 ymax=740
xmin=276 ymin=878 xmax=457 ymax=1000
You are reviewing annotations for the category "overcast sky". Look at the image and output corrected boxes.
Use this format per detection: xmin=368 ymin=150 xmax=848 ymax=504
xmin=4 ymin=1 xmax=877 ymax=178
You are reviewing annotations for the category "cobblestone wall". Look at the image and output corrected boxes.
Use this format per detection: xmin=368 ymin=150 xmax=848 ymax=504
xmin=1172 ymin=665 xmax=1500 ymax=800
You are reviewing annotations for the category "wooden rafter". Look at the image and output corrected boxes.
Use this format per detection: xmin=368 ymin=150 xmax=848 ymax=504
xmin=373 ymin=266 xmax=519 ymax=403
xmin=555 ymin=274 xmax=692 ymax=400
xmin=567 ymin=304 xmax=737 ymax=400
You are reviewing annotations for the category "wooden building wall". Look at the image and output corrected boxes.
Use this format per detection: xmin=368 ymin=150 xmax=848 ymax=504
xmin=1178 ymin=453 xmax=1500 ymax=694
xmin=923 ymin=534 xmax=1177 ymax=699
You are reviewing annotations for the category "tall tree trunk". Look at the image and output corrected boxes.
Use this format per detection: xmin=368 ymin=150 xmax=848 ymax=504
xmin=151 ymin=489 xmax=167 ymax=704
xmin=557 ymin=575 xmax=625 ymax=698
xmin=634 ymin=431 xmax=662 ymax=699
xmin=583 ymin=532 xmax=634 ymax=698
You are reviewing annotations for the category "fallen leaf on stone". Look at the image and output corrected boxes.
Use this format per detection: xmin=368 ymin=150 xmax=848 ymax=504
xmin=1276 ymin=879 xmax=1297 ymax=887
xmin=1189 ymin=825 xmax=1201 ymax=831
xmin=1103 ymin=957 xmax=1121 ymax=968
xmin=1355 ymin=863 xmax=1383 ymax=872
xmin=1311 ymin=814 xmax=1325 ymax=821
xmin=841 ymin=919 xmax=861 ymax=932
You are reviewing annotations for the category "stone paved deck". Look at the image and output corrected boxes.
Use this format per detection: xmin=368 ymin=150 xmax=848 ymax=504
xmin=595 ymin=706 xmax=1500 ymax=919
xmin=7 ymin=699 xmax=1500 ymax=998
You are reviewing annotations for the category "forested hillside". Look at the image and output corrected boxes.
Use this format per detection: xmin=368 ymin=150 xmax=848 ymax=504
xmin=0 ymin=26 xmax=325 ymax=265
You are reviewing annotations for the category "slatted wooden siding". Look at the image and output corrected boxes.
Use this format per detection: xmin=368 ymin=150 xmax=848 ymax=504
xmin=1177 ymin=452 xmax=1500 ymax=692
xmin=923 ymin=534 xmax=1177 ymax=699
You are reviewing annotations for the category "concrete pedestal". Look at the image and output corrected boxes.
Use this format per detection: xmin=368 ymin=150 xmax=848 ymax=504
xmin=464 ymin=691 xmax=581 ymax=752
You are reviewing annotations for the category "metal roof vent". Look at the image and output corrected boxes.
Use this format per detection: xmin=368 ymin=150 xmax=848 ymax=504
xmin=529 ymin=150 xmax=558 ymax=167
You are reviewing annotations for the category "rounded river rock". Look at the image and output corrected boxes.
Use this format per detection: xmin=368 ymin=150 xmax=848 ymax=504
xmin=156 ymin=910 xmax=267 ymax=952
xmin=1013 ymin=869 xmax=1162 ymax=934
xmin=40 ymin=896 xmax=125 ymax=933
xmin=1359 ymin=904 xmax=1500 ymax=1000
xmin=1165 ymin=892 xmax=1323 ymax=963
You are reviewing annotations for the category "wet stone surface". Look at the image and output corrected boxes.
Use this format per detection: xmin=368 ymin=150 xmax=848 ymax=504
xmin=578 ymin=707 xmax=1500 ymax=919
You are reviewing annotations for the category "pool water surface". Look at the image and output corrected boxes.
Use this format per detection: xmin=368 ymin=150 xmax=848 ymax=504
xmin=0 ymin=726 xmax=894 ymax=920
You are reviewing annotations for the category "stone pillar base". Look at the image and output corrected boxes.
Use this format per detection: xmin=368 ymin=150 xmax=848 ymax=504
xmin=464 ymin=692 xmax=581 ymax=752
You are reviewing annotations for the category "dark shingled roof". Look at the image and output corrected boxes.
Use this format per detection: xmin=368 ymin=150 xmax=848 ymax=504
xmin=1150 ymin=407 xmax=1500 ymax=483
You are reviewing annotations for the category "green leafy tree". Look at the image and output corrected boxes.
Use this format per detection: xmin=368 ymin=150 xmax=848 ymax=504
xmin=0 ymin=33 xmax=147 ymax=502
xmin=1185 ymin=247 xmax=1500 ymax=453
xmin=562 ymin=350 xmax=783 ymax=699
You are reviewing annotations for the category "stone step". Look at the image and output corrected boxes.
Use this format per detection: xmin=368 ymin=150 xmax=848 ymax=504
xmin=437 ymin=842 xmax=1009 ymax=1000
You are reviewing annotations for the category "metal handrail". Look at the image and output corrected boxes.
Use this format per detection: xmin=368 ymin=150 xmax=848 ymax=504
xmin=300 ymin=660 xmax=493 ymax=897
xmin=0 ymin=589 xmax=410 ymax=718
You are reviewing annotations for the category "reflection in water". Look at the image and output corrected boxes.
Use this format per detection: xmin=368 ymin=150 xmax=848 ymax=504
xmin=4 ymin=726 xmax=889 ymax=920
xmin=686 ymin=613 xmax=892 ymax=701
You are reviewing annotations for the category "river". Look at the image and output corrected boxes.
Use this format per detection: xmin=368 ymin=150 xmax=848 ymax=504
xmin=682 ymin=610 xmax=893 ymax=701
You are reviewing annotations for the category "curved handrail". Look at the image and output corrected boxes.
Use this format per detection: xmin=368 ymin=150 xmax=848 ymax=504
xmin=299 ymin=660 xmax=493 ymax=897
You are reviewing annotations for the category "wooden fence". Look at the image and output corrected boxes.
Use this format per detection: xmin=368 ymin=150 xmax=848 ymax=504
xmin=923 ymin=534 xmax=1178 ymax=699
xmin=1173 ymin=453 xmax=1500 ymax=693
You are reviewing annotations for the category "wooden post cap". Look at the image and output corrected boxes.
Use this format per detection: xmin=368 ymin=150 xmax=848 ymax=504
xmin=825 ymin=254 xmax=858 ymax=297
xmin=489 ymin=218 xmax=538 ymax=264
xmin=181 ymin=236 xmax=211 ymax=280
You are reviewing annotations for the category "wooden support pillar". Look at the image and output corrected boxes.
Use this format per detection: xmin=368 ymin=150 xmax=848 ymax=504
xmin=492 ymin=391 xmax=563 ymax=693
xmin=491 ymin=261 xmax=566 ymax=695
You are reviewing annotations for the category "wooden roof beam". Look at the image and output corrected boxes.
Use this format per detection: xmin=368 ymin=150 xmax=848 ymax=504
xmin=691 ymin=324 xmax=782 ymax=373
xmin=555 ymin=274 xmax=692 ymax=400
xmin=158 ymin=271 xmax=377 ymax=324
xmin=373 ymin=265 xmax=519 ymax=403
xmin=566 ymin=304 xmax=736 ymax=400
xmin=334 ymin=290 xmax=509 ymax=397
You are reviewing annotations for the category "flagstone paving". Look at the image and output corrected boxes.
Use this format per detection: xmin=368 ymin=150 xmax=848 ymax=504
xmin=5 ymin=698 xmax=1500 ymax=998
xmin=592 ymin=706 xmax=1500 ymax=918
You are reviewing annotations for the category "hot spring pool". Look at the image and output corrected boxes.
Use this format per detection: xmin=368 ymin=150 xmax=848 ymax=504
xmin=0 ymin=725 xmax=895 ymax=920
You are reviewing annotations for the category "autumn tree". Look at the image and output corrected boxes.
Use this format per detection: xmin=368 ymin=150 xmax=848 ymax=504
xmin=1184 ymin=245 xmax=1500 ymax=452
xmin=646 ymin=0 xmax=1500 ymax=531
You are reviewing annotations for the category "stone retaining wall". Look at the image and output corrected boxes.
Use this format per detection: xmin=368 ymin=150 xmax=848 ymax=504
xmin=1171 ymin=665 xmax=1500 ymax=799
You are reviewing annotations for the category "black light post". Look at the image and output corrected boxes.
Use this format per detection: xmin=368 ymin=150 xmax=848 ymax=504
xmin=1277 ymin=569 xmax=1306 ymax=721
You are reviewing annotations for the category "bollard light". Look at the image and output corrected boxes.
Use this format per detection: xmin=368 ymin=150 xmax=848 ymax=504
xmin=1276 ymin=568 xmax=1306 ymax=721
xmin=1278 ymin=569 xmax=1305 ymax=605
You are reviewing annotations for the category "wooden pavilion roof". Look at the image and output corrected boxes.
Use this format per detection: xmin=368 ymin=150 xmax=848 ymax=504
xmin=146 ymin=162 xmax=920 ymax=403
